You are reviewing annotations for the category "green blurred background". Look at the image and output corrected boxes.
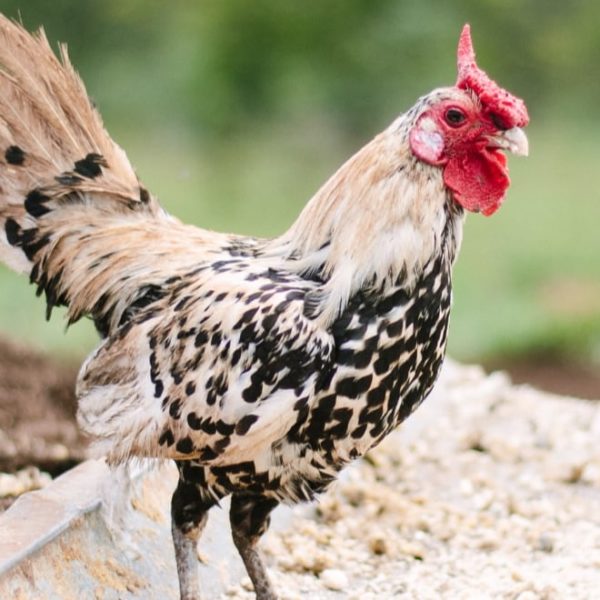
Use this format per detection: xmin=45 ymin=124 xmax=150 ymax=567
xmin=1 ymin=2 xmax=599 ymax=392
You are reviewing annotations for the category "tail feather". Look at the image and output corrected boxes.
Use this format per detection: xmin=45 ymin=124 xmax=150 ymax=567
xmin=0 ymin=15 xmax=171 ymax=333
xmin=0 ymin=16 xmax=138 ymax=193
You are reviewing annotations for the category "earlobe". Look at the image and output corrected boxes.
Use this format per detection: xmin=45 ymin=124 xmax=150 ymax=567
xmin=409 ymin=116 xmax=447 ymax=165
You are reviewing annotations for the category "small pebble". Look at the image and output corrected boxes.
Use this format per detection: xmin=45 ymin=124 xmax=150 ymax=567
xmin=537 ymin=533 xmax=554 ymax=553
xmin=368 ymin=534 xmax=388 ymax=556
xmin=240 ymin=576 xmax=253 ymax=591
xmin=515 ymin=591 xmax=538 ymax=600
xmin=320 ymin=568 xmax=348 ymax=591
xmin=0 ymin=467 xmax=51 ymax=498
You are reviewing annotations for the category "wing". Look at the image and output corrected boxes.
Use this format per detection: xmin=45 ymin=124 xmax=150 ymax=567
xmin=76 ymin=255 xmax=335 ymax=465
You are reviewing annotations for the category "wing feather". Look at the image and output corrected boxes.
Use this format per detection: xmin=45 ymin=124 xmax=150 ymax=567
xmin=76 ymin=257 xmax=333 ymax=465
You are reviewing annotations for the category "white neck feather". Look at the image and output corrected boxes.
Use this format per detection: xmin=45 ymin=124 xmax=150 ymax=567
xmin=268 ymin=122 xmax=465 ymax=325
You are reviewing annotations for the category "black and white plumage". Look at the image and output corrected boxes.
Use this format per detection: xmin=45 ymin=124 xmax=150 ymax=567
xmin=0 ymin=18 xmax=528 ymax=600
xmin=80 ymin=217 xmax=457 ymax=497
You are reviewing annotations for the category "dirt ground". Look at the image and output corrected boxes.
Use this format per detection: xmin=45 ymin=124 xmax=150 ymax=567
xmin=487 ymin=356 xmax=600 ymax=401
xmin=0 ymin=337 xmax=84 ymax=477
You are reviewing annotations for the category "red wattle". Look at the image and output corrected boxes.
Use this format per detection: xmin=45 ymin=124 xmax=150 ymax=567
xmin=443 ymin=148 xmax=510 ymax=216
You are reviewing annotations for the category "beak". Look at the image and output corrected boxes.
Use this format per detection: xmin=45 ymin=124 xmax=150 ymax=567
xmin=488 ymin=127 xmax=529 ymax=157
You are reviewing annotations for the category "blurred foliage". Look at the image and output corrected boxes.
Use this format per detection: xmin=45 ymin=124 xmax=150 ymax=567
xmin=4 ymin=0 xmax=600 ymax=136
xmin=0 ymin=1 xmax=599 ymax=365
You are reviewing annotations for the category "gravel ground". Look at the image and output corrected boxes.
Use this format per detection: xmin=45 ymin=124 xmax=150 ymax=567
xmin=226 ymin=362 xmax=600 ymax=600
xmin=0 ymin=342 xmax=598 ymax=598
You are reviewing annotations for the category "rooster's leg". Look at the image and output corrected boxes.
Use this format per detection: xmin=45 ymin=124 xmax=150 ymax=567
xmin=171 ymin=474 xmax=215 ymax=600
xmin=230 ymin=493 xmax=279 ymax=600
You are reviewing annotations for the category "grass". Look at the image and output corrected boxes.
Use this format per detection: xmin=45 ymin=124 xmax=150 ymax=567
xmin=0 ymin=120 xmax=598 ymax=364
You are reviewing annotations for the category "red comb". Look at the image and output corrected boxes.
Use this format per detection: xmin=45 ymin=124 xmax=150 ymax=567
xmin=456 ymin=24 xmax=529 ymax=129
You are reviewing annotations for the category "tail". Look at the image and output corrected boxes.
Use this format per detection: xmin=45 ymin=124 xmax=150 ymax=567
xmin=0 ymin=16 xmax=172 ymax=333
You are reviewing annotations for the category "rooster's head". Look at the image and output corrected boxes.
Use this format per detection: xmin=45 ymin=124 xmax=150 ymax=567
xmin=409 ymin=24 xmax=529 ymax=216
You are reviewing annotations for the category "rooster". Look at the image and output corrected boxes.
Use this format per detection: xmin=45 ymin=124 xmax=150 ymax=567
xmin=0 ymin=17 xmax=528 ymax=600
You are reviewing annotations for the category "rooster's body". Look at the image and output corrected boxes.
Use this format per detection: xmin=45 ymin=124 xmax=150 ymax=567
xmin=0 ymin=17 xmax=528 ymax=600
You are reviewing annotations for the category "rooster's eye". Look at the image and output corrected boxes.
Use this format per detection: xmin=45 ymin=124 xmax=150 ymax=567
xmin=444 ymin=108 xmax=466 ymax=127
